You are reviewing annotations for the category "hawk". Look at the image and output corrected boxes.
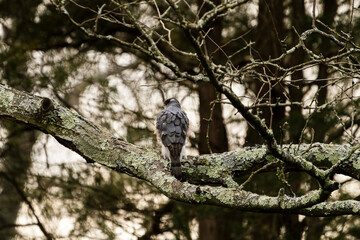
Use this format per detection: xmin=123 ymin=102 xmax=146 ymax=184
xmin=156 ymin=98 xmax=189 ymax=180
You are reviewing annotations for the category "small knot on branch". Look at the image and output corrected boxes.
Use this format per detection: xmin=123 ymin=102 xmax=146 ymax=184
xmin=41 ymin=98 xmax=54 ymax=112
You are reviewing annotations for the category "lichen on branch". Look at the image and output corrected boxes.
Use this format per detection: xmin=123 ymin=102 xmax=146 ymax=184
xmin=1 ymin=83 xmax=360 ymax=216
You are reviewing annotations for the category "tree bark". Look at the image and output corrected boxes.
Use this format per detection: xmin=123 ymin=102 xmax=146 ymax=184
xmin=288 ymin=0 xmax=306 ymax=143
xmin=0 ymin=123 xmax=36 ymax=239
xmin=312 ymin=0 xmax=338 ymax=142
xmin=197 ymin=0 xmax=229 ymax=239
xmin=245 ymin=0 xmax=285 ymax=146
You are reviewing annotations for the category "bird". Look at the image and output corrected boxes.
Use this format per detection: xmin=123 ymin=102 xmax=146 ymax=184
xmin=156 ymin=98 xmax=189 ymax=180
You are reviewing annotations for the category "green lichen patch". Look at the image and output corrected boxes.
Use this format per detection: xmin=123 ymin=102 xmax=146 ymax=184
xmin=352 ymin=205 xmax=360 ymax=213
xmin=300 ymin=144 xmax=347 ymax=165
xmin=233 ymin=146 xmax=268 ymax=170
xmin=326 ymin=145 xmax=347 ymax=164
xmin=100 ymin=139 xmax=110 ymax=150
xmin=58 ymin=109 xmax=81 ymax=129
xmin=152 ymin=171 xmax=166 ymax=186
xmin=18 ymin=96 xmax=41 ymax=113
xmin=185 ymin=167 xmax=194 ymax=174
xmin=348 ymin=147 xmax=360 ymax=170
xmin=255 ymin=195 xmax=273 ymax=208
xmin=152 ymin=172 xmax=174 ymax=194
xmin=352 ymin=158 xmax=360 ymax=170
xmin=142 ymin=150 xmax=167 ymax=171
xmin=244 ymin=146 xmax=267 ymax=159
xmin=215 ymin=188 xmax=235 ymax=205
xmin=193 ymin=192 xmax=205 ymax=203
xmin=206 ymin=158 xmax=222 ymax=179
xmin=198 ymin=156 xmax=210 ymax=165
xmin=124 ymin=152 xmax=147 ymax=172
xmin=207 ymin=167 xmax=221 ymax=178
xmin=0 ymin=88 xmax=14 ymax=109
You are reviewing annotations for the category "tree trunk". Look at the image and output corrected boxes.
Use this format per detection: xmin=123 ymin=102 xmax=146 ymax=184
xmin=0 ymin=123 xmax=36 ymax=239
xmin=245 ymin=0 xmax=285 ymax=146
xmin=244 ymin=1 xmax=296 ymax=239
xmin=288 ymin=0 xmax=306 ymax=143
xmin=199 ymin=214 xmax=225 ymax=240
xmin=312 ymin=0 xmax=338 ymax=142
xmin=198 ymin=82 xmax=228 ymax=154
xmin=197 ymin=0 xmax=228 ymax=155
xmin=197 ymin=0 xmax=229 ymax=239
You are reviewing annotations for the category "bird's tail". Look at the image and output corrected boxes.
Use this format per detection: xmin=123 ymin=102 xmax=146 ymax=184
xmin=168 ymin=143 xmax=182 ymax=180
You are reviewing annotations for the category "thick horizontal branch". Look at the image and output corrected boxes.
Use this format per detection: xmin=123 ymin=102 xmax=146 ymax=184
xmin=1 ymin=83 xmax=360 ymax=216
xmin=183 ymin=143 xmax=360 ymax=183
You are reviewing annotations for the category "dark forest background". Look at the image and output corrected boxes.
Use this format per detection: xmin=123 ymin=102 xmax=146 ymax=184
xmin=1 ymin=0 xmax=360 ymax=239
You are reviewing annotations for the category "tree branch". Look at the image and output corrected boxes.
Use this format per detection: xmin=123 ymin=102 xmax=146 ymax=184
xmin=1 ymin=83 xmax=360 ymax=216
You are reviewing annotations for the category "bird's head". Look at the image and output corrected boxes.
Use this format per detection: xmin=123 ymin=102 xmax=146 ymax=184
xmin=164 ymin=98 xmax=181 ymax=108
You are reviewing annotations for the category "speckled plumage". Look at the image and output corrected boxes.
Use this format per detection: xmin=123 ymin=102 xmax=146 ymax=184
xmin=156 ymin=98 xmax=189 ymax=180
